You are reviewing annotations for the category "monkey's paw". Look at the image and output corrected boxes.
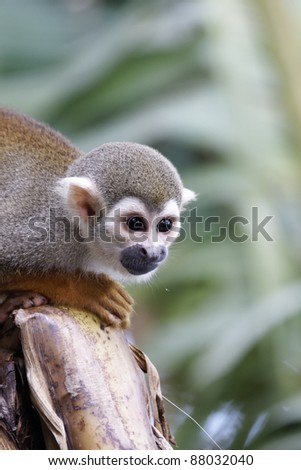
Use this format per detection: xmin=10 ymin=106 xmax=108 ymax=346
xmin=88 ymin=278 xmax=134 ymax=329
xmin=0 ymin=291 xmax=48 ymax=325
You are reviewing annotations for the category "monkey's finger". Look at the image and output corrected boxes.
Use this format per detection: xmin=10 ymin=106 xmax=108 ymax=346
xmin=22 ymin=298 xmax=35 ymax=309
xmin=91 ymin=303 xmax=127 ymax=328
xmin=94 ymin=276 xmax=133 ymax=307
xmin=106 ymin=295 xmax=132 ymax=314
xmin=0 ymin=292 xmax=48 ymax=322
xmin=0 ymin=296 xmax=32 ymax=316
xmin=114 ymin=284 xmax=134 ymax=306
xmin=0 ymin=299 xmax=29 ymax=324
xmin=104 ymin=300 xmax=131 ymax=321
xmin=29 ymin=294 xmax=48 ymax=307
xmin=103 ymin=288 xmax=134 ymax=311
xmin=100 ymin=294 xmax=133 ymax=321
xmin=15 ymin=292 xmax=48 ymax=309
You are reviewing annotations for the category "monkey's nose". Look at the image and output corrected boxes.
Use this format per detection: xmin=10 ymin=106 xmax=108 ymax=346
xmin=120 ymin=244 xmax=167 ymax=275
xmin=139 ymin=245 xmax=167 ymax=263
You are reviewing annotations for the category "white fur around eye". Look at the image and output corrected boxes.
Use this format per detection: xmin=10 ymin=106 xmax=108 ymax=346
xmin=110 ymin=197 xmax=148 ymax=216
xmin=158 ymin=199 xmax=179 ymax=219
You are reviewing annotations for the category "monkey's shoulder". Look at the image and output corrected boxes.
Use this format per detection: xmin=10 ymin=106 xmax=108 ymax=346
xmin=0 ymin=107 xmax=83 ymax=169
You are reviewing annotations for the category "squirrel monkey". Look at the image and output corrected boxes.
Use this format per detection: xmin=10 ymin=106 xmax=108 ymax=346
xmin=0 ymin=108 xmax=195 ymax=327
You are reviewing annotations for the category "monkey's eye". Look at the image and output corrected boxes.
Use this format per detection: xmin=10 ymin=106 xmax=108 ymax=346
xmin=126 ymin=216 xmax=147 ymax=231
xmin=157 ymin=218 xmax=173 ymax=233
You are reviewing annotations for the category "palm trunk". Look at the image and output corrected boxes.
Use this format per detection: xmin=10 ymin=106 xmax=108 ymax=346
xmin=0 ymin=304 xmax=173 ymax=450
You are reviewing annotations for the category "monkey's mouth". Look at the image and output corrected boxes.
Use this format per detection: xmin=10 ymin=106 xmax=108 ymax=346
xmin=120 ymin=245 xmax=160 ymax=276
xmin=120 ymin=258 xmax=159 ymax=276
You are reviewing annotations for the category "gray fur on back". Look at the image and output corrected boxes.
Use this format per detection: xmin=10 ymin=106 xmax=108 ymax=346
xmin=0 ymin=108 xmax=83 ymax=276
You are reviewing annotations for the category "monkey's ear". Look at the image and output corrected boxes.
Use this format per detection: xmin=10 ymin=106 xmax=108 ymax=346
xmin=181 ymin=187 xmax=197 ymax=208
xmin=57 ymin=177 xmax=103 ymax=221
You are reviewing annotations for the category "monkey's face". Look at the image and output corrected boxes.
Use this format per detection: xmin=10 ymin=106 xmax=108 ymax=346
xmin=93 ymin=197 xmax=181 ymax=283
xmin=58 ymin=174 xmax=195 ymax=283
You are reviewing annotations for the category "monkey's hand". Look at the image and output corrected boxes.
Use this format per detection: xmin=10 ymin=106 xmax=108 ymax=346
xmin=62 ymin=273 xmax=134 ymax=328
xmin=0 ymin=272 xmax=133 ymax=328
xmin=0 ymin=291 xmax=48 ymax=325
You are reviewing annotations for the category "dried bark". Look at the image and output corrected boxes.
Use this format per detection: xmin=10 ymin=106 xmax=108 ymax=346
xmin=0 ymin=305 xmax=173 ymax=450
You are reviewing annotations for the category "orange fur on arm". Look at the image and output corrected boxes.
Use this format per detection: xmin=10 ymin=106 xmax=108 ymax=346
xmin=0 ymin=271 xmax=133 ymax=328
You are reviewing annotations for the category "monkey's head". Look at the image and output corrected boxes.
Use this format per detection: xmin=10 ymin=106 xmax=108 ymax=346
xmin=58 ymin=142 xmax=196 ymax=283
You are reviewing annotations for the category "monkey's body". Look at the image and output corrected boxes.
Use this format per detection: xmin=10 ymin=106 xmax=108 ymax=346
xmin=0 ymin=108 xmax=84 ymax=275
xmin=0 ymin=109 xmax=133 ymax=325
xmin=0 ymin=107 xmax=195 ymax=326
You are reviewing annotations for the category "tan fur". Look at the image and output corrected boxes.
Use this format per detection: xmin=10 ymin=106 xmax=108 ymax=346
xmin=1 ymin=270 xmax=133 ymax=328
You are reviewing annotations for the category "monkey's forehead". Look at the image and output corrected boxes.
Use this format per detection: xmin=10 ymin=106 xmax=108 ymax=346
xmin=69 ymin=142 xmax=183 ymax=207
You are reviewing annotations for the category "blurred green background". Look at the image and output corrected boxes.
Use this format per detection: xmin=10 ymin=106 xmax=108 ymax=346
xmin=2 ymin=0 xmax=301 ymax=450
